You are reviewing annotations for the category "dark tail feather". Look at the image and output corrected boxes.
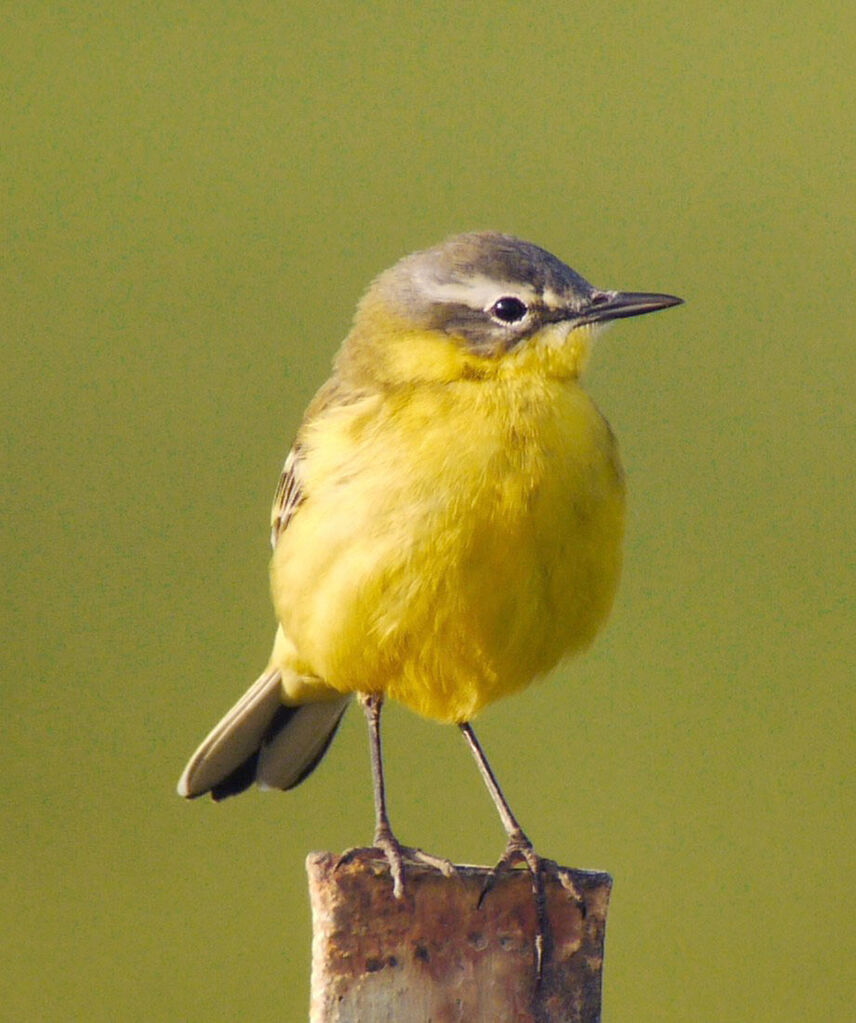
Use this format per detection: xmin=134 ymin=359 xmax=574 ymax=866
xmin=255 ymin=698 xmax=349 ymax=792
xmin=209 ymin=702 xmax=347 ymax=800
xmin=210 ymin=749 xmax=261 ymax=800
xmin=177 ymin=668 xmax=350 ymax=800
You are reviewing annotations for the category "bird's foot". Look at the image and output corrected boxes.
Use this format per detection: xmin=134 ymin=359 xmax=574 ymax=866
xmin=337 ymin=828 xmax=456 ymax=900
xmin=479 ymin=828 xmax=583 ymax=979
xmin=372 ymin=826 xmax=457 ymax=899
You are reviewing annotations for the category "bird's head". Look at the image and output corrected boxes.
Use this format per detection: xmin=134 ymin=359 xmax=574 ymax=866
xmin=338 ymin=232 xmax=682 ymax=386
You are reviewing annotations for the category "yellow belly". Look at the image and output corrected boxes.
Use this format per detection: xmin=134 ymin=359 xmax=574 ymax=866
xmin=270 ymin=375 xmax=625 ymax=723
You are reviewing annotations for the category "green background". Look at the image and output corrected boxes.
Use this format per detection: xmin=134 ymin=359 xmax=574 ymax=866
xmin=3 ymin=2 xmax=853 ymax=1019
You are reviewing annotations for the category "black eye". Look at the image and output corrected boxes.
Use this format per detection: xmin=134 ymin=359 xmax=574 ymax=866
xmin=489 ymin=296 xmax=528 ymax=324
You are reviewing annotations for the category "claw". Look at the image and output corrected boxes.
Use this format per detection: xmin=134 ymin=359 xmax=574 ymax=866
xmin=405 ymin=847 xmax=457 ymax=879
xmin=337 ymin=833 xmax=457 ymax=900
xmin=554 ymin=864 xmax=585 ymax=912
xmin=373 ymin=825 xmax=406 ymax=898
xmin=478 ymin=827 xmax=552 ymax=979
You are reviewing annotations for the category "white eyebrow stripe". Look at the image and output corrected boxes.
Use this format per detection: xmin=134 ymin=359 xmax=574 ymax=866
xmin=417 ymin=273 xmax=540 ymax=310
xmin=541 ymin=287 xmax=568 ymax=309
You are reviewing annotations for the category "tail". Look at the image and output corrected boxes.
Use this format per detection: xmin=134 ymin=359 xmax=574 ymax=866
xmin=177 ymin=669 xmax=350 ymax=801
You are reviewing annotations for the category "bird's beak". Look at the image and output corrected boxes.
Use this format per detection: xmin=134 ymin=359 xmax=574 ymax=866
xmin=577 ymin=290 xmax=683 ymax=327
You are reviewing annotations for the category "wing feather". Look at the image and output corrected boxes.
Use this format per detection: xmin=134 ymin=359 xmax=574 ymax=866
xmin=268 ymin=377 xmax=362 ymax=549
xmin=270 ymin=444 xmax=304 ymax=548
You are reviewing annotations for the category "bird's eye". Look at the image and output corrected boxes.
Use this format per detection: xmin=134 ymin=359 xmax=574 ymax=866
xmin=489 ymin=296 xmax=528 ymax=324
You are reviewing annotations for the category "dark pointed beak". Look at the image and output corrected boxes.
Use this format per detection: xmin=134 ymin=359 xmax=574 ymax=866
xmin=578 ymin=290 xmax=683 ymax=326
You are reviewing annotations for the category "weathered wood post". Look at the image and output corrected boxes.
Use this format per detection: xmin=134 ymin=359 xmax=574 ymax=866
xmin=307 ymin=850 xmax=611 ymax=1022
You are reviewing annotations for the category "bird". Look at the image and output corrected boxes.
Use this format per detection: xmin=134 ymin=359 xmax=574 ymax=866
xmin=177 ymin=231 xmax=681 ymax=941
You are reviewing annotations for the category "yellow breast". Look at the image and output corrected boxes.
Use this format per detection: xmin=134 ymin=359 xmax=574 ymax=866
xmin=270 ymin=366 xmax=625 ymax=723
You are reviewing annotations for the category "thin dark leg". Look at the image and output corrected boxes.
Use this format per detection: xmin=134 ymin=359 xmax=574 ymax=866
xmin=460 ymin=722 xmax=528 ymax=840
xmin=361 ymin=692 xmax=393 ymax=842
xmin=358 ymin=692 xmax=405 ymax=897
xmin=357 ymin=693 xmax=454 ymax=898
xmin=460 ymin=721 xmax=577 ymax=980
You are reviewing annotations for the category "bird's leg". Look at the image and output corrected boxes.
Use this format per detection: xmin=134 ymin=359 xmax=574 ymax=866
xmin=360 ymin=692 xmax=405 ymax=897
xmin=353 ymin=692 xmax=454 ymax=899
xmin=460 ymin=722 xmax=582 ymax=978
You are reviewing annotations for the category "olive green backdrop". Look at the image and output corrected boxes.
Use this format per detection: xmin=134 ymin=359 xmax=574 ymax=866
xmin=3 ymin=2 xmax=852 ymax=1020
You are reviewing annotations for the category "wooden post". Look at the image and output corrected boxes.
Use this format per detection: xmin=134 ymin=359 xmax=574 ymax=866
xmin=307 ymin=849 xmax=611 ymax=1022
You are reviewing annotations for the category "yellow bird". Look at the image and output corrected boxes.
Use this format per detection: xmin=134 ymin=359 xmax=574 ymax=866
xmin=178 ymin=232 xmax=681 ymax=909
